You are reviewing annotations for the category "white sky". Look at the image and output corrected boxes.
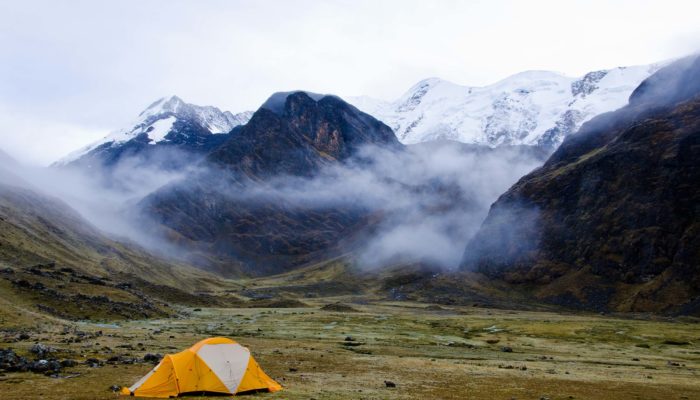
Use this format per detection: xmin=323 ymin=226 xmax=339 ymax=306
xmin=1 ymin=0 xmax=699 ymax=165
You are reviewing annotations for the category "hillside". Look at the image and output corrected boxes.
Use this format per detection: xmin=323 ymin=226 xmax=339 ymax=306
xmin=0 ymin=176 xmax=239 ymax=322
xmin=461 ymin=56 xmax=700 ymax=314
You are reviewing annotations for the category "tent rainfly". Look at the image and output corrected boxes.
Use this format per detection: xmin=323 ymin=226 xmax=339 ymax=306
xmin=120 ymin=337 xmax=282 ymax=397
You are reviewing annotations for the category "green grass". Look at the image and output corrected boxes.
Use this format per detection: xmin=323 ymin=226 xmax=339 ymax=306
xmin=1 ymin=300 xmax=698 ymax=400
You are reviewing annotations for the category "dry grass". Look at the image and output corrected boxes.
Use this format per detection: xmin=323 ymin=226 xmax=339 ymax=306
xmin=1 ymin=299 xmax=698 ymax=400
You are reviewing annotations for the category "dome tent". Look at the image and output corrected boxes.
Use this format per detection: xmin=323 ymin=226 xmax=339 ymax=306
xmin=121 ymin=337 xmax=281 ymax=397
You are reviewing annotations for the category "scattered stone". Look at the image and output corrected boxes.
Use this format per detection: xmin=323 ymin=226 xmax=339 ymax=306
xmin=344 ymin=336 xmax=355 ymax=342
xmin=30 ymin=359 xmax=60 ymax=373
xmin=143 ymin=353 xmax=163 ymax=364
xmin=85 ymin=358 xmax=103 ymax=368
xmin=501 ymin=346 xmax=513 ymax=353
xmin=289 ymin=368 xmax=298 ymax=372
xmin=30 ymin=343 xmax=54 ymax=359
xmin=107 ymin=355 xmax=135 ymax=365
xmin=109 ymin=385 xmax=121 ymax=392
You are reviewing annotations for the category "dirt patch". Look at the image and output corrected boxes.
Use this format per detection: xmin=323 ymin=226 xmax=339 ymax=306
xmin=320 ymin=302 xmax=359 ymax=312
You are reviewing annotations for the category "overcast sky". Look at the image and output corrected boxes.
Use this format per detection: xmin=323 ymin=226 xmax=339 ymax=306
xmin=1 ymin=0 xmax=699 ymax=165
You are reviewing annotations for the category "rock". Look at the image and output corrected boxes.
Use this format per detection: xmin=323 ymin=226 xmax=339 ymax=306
xmin=344 ymin=336 xmax=355 ymax=342
xmin=60 ymin=359 xmax=77 ymax=368
xmin=289 ymin=368 xmax=298 ymax=372
xmin=107 ymin=355 xmax=136 ymax=365
xmin=0 ymin=348 xmax=29 ymax=372
xmin=384 ymin=380 xmax=396 ymax=388
xmin=85 ymin=358 xmax=102 ymax=368
xmin=17 ymin=333 xmax=30 ymax=341
xmin=109 ymin=385 xmax=121 ymax=392
xmin=30 ymin=343 xmax=55 ymax=358
xmin=29 ymin=359 xmax=61 ymax=373
xmin=143 ymin=353 xmax=163 ymax=364
xmin=501 ymin=346 xmax=513 ymax=352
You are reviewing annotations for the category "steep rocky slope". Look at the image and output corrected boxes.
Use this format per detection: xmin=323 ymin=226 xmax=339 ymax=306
xmin=461 ymin=56 xmax=700 ymax=314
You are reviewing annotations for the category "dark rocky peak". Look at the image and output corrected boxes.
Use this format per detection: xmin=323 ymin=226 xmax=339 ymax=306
xmin=208 ymin=91 xmax=400 ymax=178
xmin=261 ymin=91 xmax=328 ymax=114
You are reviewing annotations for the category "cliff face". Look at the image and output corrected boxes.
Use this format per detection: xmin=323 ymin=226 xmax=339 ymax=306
xmin=461 ymin=56 xmax=700 ymax=314
xmin=207 ymin=92 xmax=400 ymax=179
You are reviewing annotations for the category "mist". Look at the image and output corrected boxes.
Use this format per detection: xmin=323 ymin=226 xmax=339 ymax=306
xmin=0 ymin=146 xmax=203 ymax=257
xmin=205 ymin=141 xmax=546 ymax=269
xmin=1 ymin=138 xmax=546 ymax=271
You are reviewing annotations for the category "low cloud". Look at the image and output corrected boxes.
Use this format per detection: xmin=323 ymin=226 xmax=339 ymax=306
xmin=208 ymin=141 xmax=545 ymax=269
xmin=1 ymin=140 xmax=545 ymax=271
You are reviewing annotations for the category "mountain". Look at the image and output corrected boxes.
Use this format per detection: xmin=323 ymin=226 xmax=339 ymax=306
xmin=349 ymin=63 xmax=663 ymax=149
xmin=461 ymin=55 xmax=700 ymax=315
xmin=55 ymin=95 xmax=252 ymax=169
xmin=208 ymin=91 xmax=401 ymax=178
xmin=139 ymin=91 xmax=401 ymax=276
xmin=0 ymin=171 xmax=239 ymax=321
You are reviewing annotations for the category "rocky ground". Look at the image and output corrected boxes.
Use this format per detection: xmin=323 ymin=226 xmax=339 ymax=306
xmin=0 ymin=298 xmax=698 ymax=400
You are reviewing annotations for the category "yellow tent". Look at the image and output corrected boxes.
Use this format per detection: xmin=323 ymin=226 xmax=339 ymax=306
xmin=120 ymin=337 xmax=282 ymax=397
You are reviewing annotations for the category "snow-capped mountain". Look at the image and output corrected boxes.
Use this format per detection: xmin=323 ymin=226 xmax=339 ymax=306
xmin=56 ymin=96 xmax=252 ymax=166
xmin=349 ymin=64 xmax=664 ymax=148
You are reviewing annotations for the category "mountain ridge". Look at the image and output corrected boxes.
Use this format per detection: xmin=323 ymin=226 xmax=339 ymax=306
xmin=460 ymin=55 xmax=700 ymax=314
xmin=55 ymin=95 xmax=252 ymax=169
xmin=348 ymin=62 xmax=665 ymax=149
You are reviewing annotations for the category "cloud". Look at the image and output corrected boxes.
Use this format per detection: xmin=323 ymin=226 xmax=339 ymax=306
xmin=2 ymin=1 xmax=700 ymax=164
xmin=204 ymin=141 xmax=545 ymax=269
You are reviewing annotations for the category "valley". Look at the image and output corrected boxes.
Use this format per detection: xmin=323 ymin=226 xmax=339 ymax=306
xmin=1 ymin=295 xmax=698 ymax=400
xmin=0 ymin=9 xmax=699 ymax=398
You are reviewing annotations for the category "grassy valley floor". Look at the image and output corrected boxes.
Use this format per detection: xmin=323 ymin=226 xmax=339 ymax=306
xmin=0 ymin=299 xmax=698 ymax=400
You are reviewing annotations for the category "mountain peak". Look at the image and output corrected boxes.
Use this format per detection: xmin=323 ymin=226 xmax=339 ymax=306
xmin=261 ymin=91 xmax=330 ymax=114
xmin=139 ymin=95 xmax=187 ymax=118
xmin=349 ymin=63 xmax=661 ymax=147
xmin=209 ymin=90 xmax=399 ymax=178
xmin=55 ymin=96 xmax=253 ymax=166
